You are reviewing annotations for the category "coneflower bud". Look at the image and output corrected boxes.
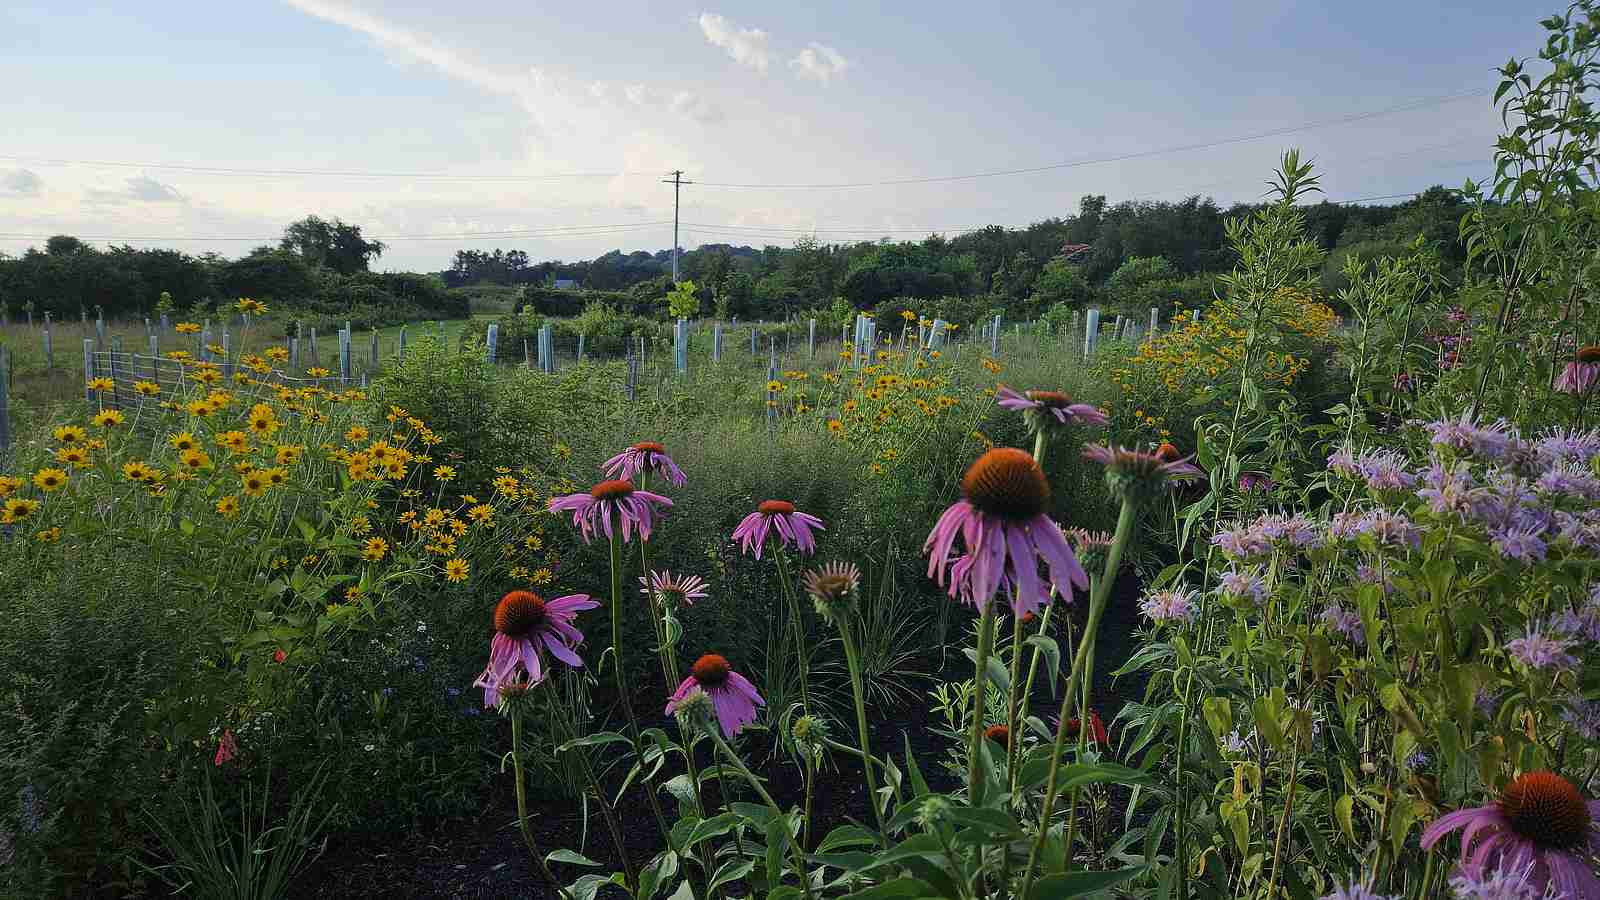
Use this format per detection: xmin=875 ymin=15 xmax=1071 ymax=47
xmin=671 ymin=686 xmax=716 ymax=735
xmin=494 ymin=675 xmax=539 ymax=718
xmin=791 ymin=714 xmax=829 ymax=749
xmin=802 ymin=561 xmax=862 ymax=624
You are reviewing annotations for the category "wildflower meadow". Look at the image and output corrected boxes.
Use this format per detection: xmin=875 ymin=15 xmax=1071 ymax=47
xmin=8 ymin=5 xmax=1600 ymax=900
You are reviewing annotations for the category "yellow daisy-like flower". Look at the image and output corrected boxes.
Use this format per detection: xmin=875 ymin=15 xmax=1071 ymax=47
xmin=509 ymin=565 xmax=529 ymax=578
xmin=205 ymin=343 xmax=225 ymax=356
xmin=166 ymin=350 xmax=193 ymax=361
xmin=91 ymin=409 xmax=125 ymax=428
xmin=236 ymin=297 xmax=267 ymax=315
xmin=120 ymin=460 xmax=156 ymax=484
xmin=32 ymin=468 xmax=68 ymax=492
xmin=443 ymin=558 xmax=470 ymax=583
xmin=423 ymin=508 xmax=447 ymax=527
xmin=345 ymin=426 xmax=369 ymax=443
xmin=178 ymin=448 xmax=212 ymax=471
xmin=265 ymin=346 xmax=290 ymax=363
xmin=192 ymin=369 xmax=221 ymax=385
xmin=0 ymin=476 xmax=20 ymax=497
xmin=246 ymin=404 xmax=278 ymax=436
xmin=766 ymin=380 xmax=785 ymax=393
xmin=3 ymin=498 xmax=42 ymax=524
xmin=446 ymin=518 xmax=468 ymax=537
xmin=530 ymin=567 xmax=553 ymax=585
xmin=132 ymin=380 xmax=161 ymax=396
xmin=216 ymin=430 xmax=250 ymax=452
xmin=241 ymin=472 xmax=268 ymax=497
xmin=492 ymin=475 xmax=520 ymax=495
xmin=262 ymin=467 xmax=288 ymax=487
xmin=54 ymin=446 xmax=90 ymax=467
xmin=175 ymin=322 xmax=202 ymax=334
xmin=467 ymin=503 xmax=495 ymax=524
xmin=184 ymin=399 xmax=214 ymax=417
xmin=86 ymin=377 xmax=115 ymax=392
xmin=52 ymin=425 xmax=88 ymax=445
xmin=362 ymin=537 xmax=389 ymax=562
xmin=274 ymin=445 xmax=303 ymax=465
xmin=348 ymin=515 xmax=372 ymax=536
xmin=35 ymin=527 xmax=61 ymax=543
xmin=432 ymin=464 xmax=457 ymax=482
xmin=307 ymin=367 xmax=332 ymax=378
xmin=167 ymin=431 xmax=200 ymax=453
xmin=523 ymin=534 xmax=543 ymax=552
xmin=398 ymin=510 xmax=417 ymax=524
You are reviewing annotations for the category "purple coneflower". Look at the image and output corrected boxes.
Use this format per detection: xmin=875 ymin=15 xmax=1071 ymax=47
xmin=1422 ymin=771 xmax=1600 ymax=898
xmin=639 ymin=570 xmax=710 ymax=607
xmin=1554 ymin=346 xmax=1600 ymax=396
xmin=603 ymin=441 xmax=688 ymax=486
xmin=924 ymin=448 xmax=1087 ymax=612
xmin=943 ymin=553 xmax=1054 ymax=617
xmin=548 ymin=479 xmax=673 ymax=544
xmin=1083 ymin=442 xmax=1203 ymax=505
xmin=994 ymin=385 xmax=1108 ymax=431
xmin=474 ymin=590 xmax=596 ymax=706
xmin=666 ymin=653 xmax=764 ymax=737
xmin=1237 ymin=471 xmax=1274 ymax=493
xmin=732 ymin=500 xmax=824 ymax=559
xmin=1139 ymin=588 xmax=1197 ymax=626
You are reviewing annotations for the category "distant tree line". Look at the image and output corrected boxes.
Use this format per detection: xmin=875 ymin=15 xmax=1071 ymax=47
xmin=460 ymin=188 xmax=1470 ymax=322
xmin=0 ymin=216 xmax=465 ymax=323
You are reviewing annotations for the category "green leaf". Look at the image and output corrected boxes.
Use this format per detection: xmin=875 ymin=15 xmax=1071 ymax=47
xmin=1028 ymin=867 xmax=1146 ymax=898
xmin=1023 ymin=635 xmax=1061 ymax=692
xmin=946 ymin=805 xmax=1021 ymax=838
xmin=639 ymin=850 xmax=679 ymax=900
xmin=546 ymin=849 xmax=603 ymax=868
xmin=557 ymin=731 xmax=633 ymax=752
xmin=566 ymin=872 xmax=626 ymax=900
xmin=708 ymin=859 xmax=753 ymax=892
xmin=842 ymin=877 xmax=942 ymax=899
xmin=666 ymin=881 xmax=695 ymax=900
xmin=816 ymin=824 xmax=880 ymax=852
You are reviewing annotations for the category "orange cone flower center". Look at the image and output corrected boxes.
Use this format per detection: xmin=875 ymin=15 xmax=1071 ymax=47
xmin=691 ymin=653 xmax=732 ymax=687
xmin=758 ymin=500 xmax=796 ymax=516
xmin=591 ymin=479 xmax=636 ymax=501
xmin=962 ymin=448 xmax=1050 ymax=520
xmin=984 ymin=724 xmax=1010 ymax=747
xmin=1500 ymin=771 xmax=1591 ymax=849
xmin=632 ymin=441 xmax=665 ymax=454
xmin=1156 ymin=442 xmax=1181 ymax=462
xmin=1578 ymin=346 xmax=1600 ymax=364
xmin=1025 ymin=390 xmax=1073 ymax=408
xmin=495 ymin=590 xmax=548 ymax=638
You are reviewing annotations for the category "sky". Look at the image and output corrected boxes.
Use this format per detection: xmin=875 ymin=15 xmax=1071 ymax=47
xmin=0 ymin=1 xmax=1536 ymax=272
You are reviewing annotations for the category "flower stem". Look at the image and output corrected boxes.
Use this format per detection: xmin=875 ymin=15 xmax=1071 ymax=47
xmin=773 ymin=546 xmax=812 ymax=717
xmin=838 ymin=617 xmax=889 ymax=844
xmin=1019 ymin=497 xmax=1136 ymax=895
xmin=1011 ymin=602 xmax=1056 ymax=795
xmin=710 ymin=731 xmax=816 ymax=900
xmin=607 ymin=529 xmax=674 ymax=845
xmin=510 ymin=708 xmax=577 ymax=900
xmin=967 ymin=604 xmax=999 ymax=800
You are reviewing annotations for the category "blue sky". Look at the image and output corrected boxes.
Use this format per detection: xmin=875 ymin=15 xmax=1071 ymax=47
xmin=0 ymin=1 xmax=1534 ymax=271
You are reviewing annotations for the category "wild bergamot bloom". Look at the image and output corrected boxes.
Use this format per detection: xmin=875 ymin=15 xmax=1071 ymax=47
xmin=32 ymin=468 xmax=68 ymax=492
xmin=362 ymin=537 xmax=389 ymax=562
xmin=443 ymin=558 xmax=470 ymax=583
xmin=53 ymin=425 xmax=88 ymax=445
xmin=924 ymin=447 xmax=1088 ymax=616
xmin=91 ymin=409 xmax=125 ymax=428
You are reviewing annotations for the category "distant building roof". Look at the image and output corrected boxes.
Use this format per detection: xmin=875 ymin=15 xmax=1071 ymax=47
xmin=1057 ymin=243 xmax=1093 ymax=262
xmin=553 ymin=279 xmax=580 ymax=290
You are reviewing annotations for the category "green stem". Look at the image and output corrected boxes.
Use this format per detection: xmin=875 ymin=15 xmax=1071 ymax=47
xmin=967 ymin=605 xmax=999 ymax=799
xmin=607 ymin=530 xmax=674 ymax=845
xmin=773 ymin=546 xmax=812 ymax=717
xmin=511 ymin=709 xmax=578 ymax=900
xmin=839 ymin=617 xmax=890 ymax=844
xmin=1012 ymin=601 xmax=1056 ymax=795
xmin=710 ymin=731 xmax=816 ymax=900
xmin=1019 ymin=498 xmax=1137 ymax=896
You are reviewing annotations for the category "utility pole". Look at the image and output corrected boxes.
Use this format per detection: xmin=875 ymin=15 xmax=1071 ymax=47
xmin=663 ymin=170 xmax=693 ymax=283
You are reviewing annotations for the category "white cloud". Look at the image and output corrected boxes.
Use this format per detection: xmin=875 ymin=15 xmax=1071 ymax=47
xmin=698 ymin=13 xmax=770 ymax=73
xmin=85 ymin=176 xmax=186 ymax=205
xmin=790 ymin=42 xmax=849 ymax=84
xmin=0 ymin=168 xmax=42 ymax=198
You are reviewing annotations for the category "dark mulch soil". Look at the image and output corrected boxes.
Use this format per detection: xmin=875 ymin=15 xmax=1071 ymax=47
xmin=300 ymin=573 xmax=1148 ymax=899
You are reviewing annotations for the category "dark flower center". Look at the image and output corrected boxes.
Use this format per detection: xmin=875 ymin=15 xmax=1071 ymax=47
xmin=759 ymin=500 xmax=796 ymax=516
xmin=632 ymin=441 xmax=666 ymax=454
xmin=1499 ymin=771 xmax=1591 ymax=850
xmin=1025 ymin=390 xmax=1072 ymax=408
xmin=495 ymin=590 xmax=548 ymax=638
xmin=692 ymin=653 xmax=732 ymax=687
xmin=1579 ymin=346 xmax=1600 ymax=364
xmin=984 ymin=724 xmax=1010 ymax=747
xmin=1156 ymin=443 xmax=1181 ymax=462
xmin=962 ymin=448 xmax=1050 ymax=520
xmin=591 ymin=479 xmax=636 ymax=501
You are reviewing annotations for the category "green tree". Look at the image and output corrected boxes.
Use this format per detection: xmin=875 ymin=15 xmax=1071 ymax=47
xmin=280 ymin=216 xmax=386 ymax=274
xmin=665 ymin=279 xmax=700 ymax=318
xmin=1028 ymin=257 xmax=1091 ymax=311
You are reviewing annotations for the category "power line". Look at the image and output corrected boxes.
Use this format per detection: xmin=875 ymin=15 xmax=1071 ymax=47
xmin=1 ymin=86 xmax=1490 ymax=191
xmin=692 ymin=89 xmax=1492 ymax=189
